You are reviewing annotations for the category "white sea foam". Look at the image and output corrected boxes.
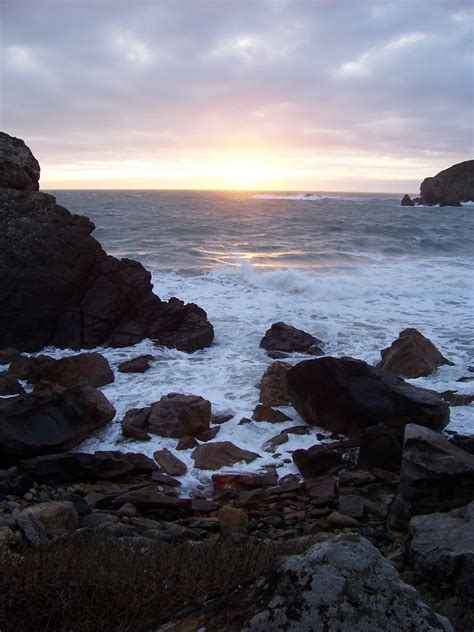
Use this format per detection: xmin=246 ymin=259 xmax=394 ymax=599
xmin=252 ymin=193 xmax=361 ymax=201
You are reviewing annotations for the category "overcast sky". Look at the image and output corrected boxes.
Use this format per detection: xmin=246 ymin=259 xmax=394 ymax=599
xmin=1 ymin=0 xmax=473 ymax=191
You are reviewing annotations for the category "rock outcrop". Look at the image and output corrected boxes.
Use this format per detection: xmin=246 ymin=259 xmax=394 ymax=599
xmin=401 ymin=160 xmax=474 ymax=207
xmin=377 ymin=328 xmax=453 ymax=378
xmin=0 ymin=131 xmax=213 ymax=352
xmin=0 ymin=385 xmax=115 ymax=465
xmin=260 ymin=322 xmax=324 ymax=356
xmin=287 ymin=356 xmax=449 ymax=439
xmin=27 ymin=352 xmax=115 ymax=388
xmin=389 ymin=424 xmax=474 ymax=529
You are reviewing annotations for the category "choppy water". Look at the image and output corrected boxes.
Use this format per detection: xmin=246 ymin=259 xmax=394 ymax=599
xmin=45 ymin=190 xmax=474 ymax=491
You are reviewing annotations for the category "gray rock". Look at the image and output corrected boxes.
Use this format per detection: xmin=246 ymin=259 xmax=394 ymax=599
xmin=338 ymin=494 xmax=365 ymax=519
xmin=409 ymin=502 xmax=474 ymax=605
xmin=260 ymin=322 xmax=324 ymax=355
xmin=0 ymin=132 xmax=40 ymax=191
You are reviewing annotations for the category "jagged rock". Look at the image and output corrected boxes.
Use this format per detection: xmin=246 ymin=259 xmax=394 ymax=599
xmin=292 ymin=445 xmax=342 ymax=479
xmin=409 ymin=503 xmax=474 ymax=606
xmin=153 ymin=449 xmax=187 ymax=476
xmin=0 ymin=132 xmax=213 ymax=353
xmin=192 ymin=442 xmax=260 ymax=470
xmin=357 ymin=423 xmax=403 ymax=471
xmin=377 ymin=329 xmax=453 ymax=378
xmin=260 ymin=322 xmax=324 ymax=355
xmin=118 ymin=354 xmax=154 ymax=373
xmin=0 ymin=385 xmax=115 ymax=465
xmin=389 ymin=424 xmax=474 ymax=530
xmin=0 ymin=371 xmax=25 ymax=395
xmin=287 ymin=356 xmax=449 ymax=439
xmin=401 ymin=194 xmax=415 ymax=206
xmin=259 ymin=361 xmax=291 ymax=406
xmin=28 ymin=352 xmax=115 ymax=388
xmin=418 ymin=160 xmax=474 ymax=206
xmin=122 ymin=393 xmax=211 ymax=440
xmin=164 ymin=534 xmax=453 ymax=631
xmin=252 ymin=404 xmax=291 ymax=423
xmin=0 ymin=132 xmax=40 ymax=191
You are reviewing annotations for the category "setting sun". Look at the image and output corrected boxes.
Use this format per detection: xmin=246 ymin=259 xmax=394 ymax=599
xmin=214 ymin=159 xmax=272 ymax=190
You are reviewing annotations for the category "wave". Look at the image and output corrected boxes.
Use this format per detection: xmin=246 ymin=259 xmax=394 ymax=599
xmin=253 ymin=193 xmax=347 ymax=201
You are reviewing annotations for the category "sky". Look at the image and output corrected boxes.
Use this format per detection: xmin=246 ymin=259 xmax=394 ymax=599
xmin=1 ymin=0 xmax=473 ymax=191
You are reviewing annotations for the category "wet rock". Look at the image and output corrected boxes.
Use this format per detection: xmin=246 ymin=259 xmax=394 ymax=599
xmin=28 ymin=352 xmax=115 ymax=388
xmin=440 ymin=390 xmax=474 ymax=406
xmin=118 ymin=354 xmax=154 ymax=373
xmin=121 ymin=393 xmax=211 ymax=440
xmin=153 ymin=449 xmax=187 ymax=476
xmin=263 ymin=431 xmax=289 ymax=453
xmin=212 ymin=469 xmax=278 ymax=493
xmin=401 ymin=194 xmax=415 ymax=206
xmin=389 ymin=424 xmax=474 ymax=530
xmin=8 ymin=354 xmax=54 ymax=380
xmin=195 ymin=427 xmax=220 ymax=442
xmin=377 ymin=329 xmax=453 ymax=378
xmin=409 ymin=502 xmax=474 ymax=606
xmin=0 ymin=132 xmax=214 ymax=353
xmin=288 ymin=356 xmax=449 ymax=439
xmin=293 ymin=445 xmax=342 ymax=479
xmin=218 ymin=506 xmax=248 ymax=536
xmin=210 ymin=413 xmax=233 ymax=425
xmin=176 ymin=436 xmax=199 ymax=450
xmin=252 ymin=404 xmax=292 ymax=423
xmin=192 ymin=442 xmax=260 ymax=470
xmin=0 ymin=348 xmax=20 ymax=365
xmin=0 ymin=385 xmax=115 ymax=465
xmin=357 ymin=423 xmax=403 ymax=471
xmin=260 ymin=322 xmax=324 ymax=355
xmin=0 ymin=371 xmax=25 ymax=395
xmin=259 ymin=361 xmax=291 ymax=406
xmin=449 ymin=433 xmax=474 ymax=455
xmin=418 ymin=160 xmax=474 ymax=206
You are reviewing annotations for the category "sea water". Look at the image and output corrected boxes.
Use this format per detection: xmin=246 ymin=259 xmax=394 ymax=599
xmin=45 ymin=190 xmax=474 ymax=491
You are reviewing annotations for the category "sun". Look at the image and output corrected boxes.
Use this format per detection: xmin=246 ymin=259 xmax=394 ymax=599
xmin=215 ymin=159 xmax=271 ymax=190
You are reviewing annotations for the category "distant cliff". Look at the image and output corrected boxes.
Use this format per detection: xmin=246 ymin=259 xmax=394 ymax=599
xmin=401 ymin=160 xmax=474 ymax=207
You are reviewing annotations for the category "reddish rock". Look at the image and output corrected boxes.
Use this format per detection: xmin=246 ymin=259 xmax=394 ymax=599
xmin=176 ymin=436 xmax=199 ymax=450
xmin=259 ymin=361 xmax=291 ymax=407
xmin=293 ymin=445 xmax=342 ymax=479
xmin=111 ymin=489 xmax=191 ymax=512
xmin=192 ymin=442 xmax=260 ymax=470
xmin=8 ymin=354 xmax=54 ymax=380
xmin=252 ymin=404 xmax=292 ymax=423
xmin=327 ymin=511 xmax=359 ymax=528
xmin=304 ymin=477 xmax=336 ymax=500
xmin=377 ymin=329 xmax=453 ymax=378
xmin=151 ymin=471 xmax=182 ymax=487
xmin=118 ymin=354 xmax=154 ymax=373
xmin=121 ymin=407 xmax=151 ymax=440
xmin=28 ymin=352 xmax=115 ymax=388
xmin=260 ymin=322 xmax=324 ymax=355
xmin=263 ymin=432 xmax=289 ymax=453
xmin=195 ymin=426 xmax=221 ymax=442
xmin=211 ymin=413 xmax=233 ymax=425
xmin=153 ymin=448 xmax=187 ymax=476
xmin=440 ymin=391 xmax=474 ymax=406
xmin=212 ymin=468 xmax=278 ymax=493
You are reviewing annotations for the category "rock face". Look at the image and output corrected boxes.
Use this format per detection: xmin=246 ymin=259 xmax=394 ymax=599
xmin=377 ymin=329 xmax=452 ymax=378
xmin=287 ymin=356 xmax=449 ymax=439
xmin=409 ymin=503 xmax=474 ymax=607
xmin=408 ymin=160 xmax=474 ymax=207
xmin=28 ymin=352 xmax=115 ymax=388
xmin=166 ymin=534 xmax=452 ymax=631
xmin=192 ymin=442 xmax=260 ymax=470
xmin=0 ymin=385 xmax=115 ymax=465
xmin=0 ymin=131 xmax=213 ymax=353
xmin=389 ymin=424 xmax=474 ymax=530
xmin=122 ymin=394 xmax=211 ymax=440
xmin=259 ymin=361 xmax=290 ymax=407
xmin=260 ymin=322 xmax=324 ymax=355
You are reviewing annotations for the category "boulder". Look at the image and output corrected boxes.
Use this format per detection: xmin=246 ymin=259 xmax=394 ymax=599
xmin=117 ymin=354 xmax=154 ymax=373
xmin=121 ymin=393 xmax=211 ymax=440
xmin=0 ymin=348 xmax=20 ymax=365
xmin=259 ymin=361 xmax=291 ymax=406
xmin=192 ymin=442 xmax=260 ymax=470
xmin=287 ymin=356 xmax=449 ymax=439
xmin=252 ymin=404 xmax=291 ymax=423
xmin=8 ymin=354 xmax=54 ymax=380
xmin=0 ymin=371 xmax=25 ymax=395
xmin=165 ymin=534 xmax=453 ymax=631
xmin=0 ymin=132 xmax=40 ymax=191
xmin=0 ymin=385 xmax=115 ymax=465
xmin=417 ymin=160 xmax=474 ymax=206
xmin=0 ymin=132 xmax=214 ymax=353
xmin=409 ymin=503 xmax=474 ymax=606
xmin=357 ymin=423 xmax=403 ymax=471
xmin=153 ymin=449 xmax=187 ymax=476
xmin=28 ymin=352 xmax=115 ymax=388
xmin=260 ymin=322 xmax=324 ymax=355
xmin=292 ymin=445 xmax=342 ymax=478
xmin=18 ymin=501 xmax=78 ymax=539
xmin=377 ymin=329 xmax=453 ymax=378
xmin=401 ymin=194 xmax=415 ymax=206
xmin=389 ymin=424 xmax=474 ymax=530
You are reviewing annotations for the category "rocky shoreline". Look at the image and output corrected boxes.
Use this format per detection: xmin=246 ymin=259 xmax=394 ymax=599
xmin=401 ymin=160 xmax=474 ymax=207
xmin=1 ymin=134 xmax=473 ymax=631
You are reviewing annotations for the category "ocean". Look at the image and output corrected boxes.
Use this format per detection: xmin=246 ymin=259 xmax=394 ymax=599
xmin=47 ymin=190 xmax=474 ymax=492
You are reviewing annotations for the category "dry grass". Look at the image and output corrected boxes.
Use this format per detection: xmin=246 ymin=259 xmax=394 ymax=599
xmin=0 ymin=533 xmax=310 ymax=632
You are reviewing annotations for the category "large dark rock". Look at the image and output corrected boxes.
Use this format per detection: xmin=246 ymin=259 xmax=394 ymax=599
xmin=401 ymin=194 xmax=415 ymax=206
xmin=292 ymin=444 xmax=342 ymax=479
xmin=0 ymin=132 xmax=213 ymax=353
xmin=377 ymin=328 xmax=453 ymax=378
xmin=259 ymin=361 xmax=291 ymax=407
xmin=260 ymin=322 xmax=324 ymax=355
xmin=121 ymin=393 xmax=211 ymax=440
xmin=28 ymin=352 xmax=115 ymax=388
xmin=287 ymin=356 xmax=449 ymax=439
xmin=389 ymin=424 xmax=474 ymax=530
xmin=417 ymin=160 xmax=474 ymax=207
xmin=357 ymin=423 xmax=403 ymax=471
xmin=0 ymin=385 xmax=115 ymax=465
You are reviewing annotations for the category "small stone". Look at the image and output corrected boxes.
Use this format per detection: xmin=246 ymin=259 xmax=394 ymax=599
xmin=116 ymin=502 xmax=137 ymax=517
xmin=153 ymin=449 xmax=187 ymax=476
xmin=338 ymin=494 xmax=365 ymax=519
xmin=327 ymin=511 xmax=360 ymax=529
